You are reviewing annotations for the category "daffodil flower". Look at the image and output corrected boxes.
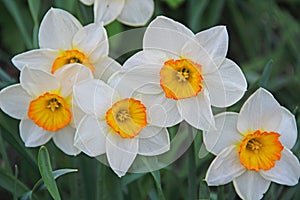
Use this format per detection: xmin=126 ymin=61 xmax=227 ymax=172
xmin=12 ymin=8 xmax=120 ymax=82
xmin=204 ymin=88 xmax=300 ymax=200
xmin=0 ymin=65 xmax=93 ymax=155
xmin=73 ymin=79 xmax=170 ymax=177
xmin=111 ymin=16 xmax=247 ymax=130
xmin=80 ymin=0 xmax=154 ymax=26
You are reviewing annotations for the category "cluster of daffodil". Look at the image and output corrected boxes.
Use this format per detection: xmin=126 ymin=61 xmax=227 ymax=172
xmin=0 ymin=1 xmax=299 ymax=200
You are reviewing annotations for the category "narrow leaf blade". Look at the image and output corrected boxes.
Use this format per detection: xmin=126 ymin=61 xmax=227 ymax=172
xmin=38 ymin=146 xmax=61 ymax=200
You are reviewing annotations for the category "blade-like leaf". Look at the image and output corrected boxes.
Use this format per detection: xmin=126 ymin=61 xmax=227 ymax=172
xmin=198 ymin=180 xmax=210 ymax=200
xmin=0 ymin=167 xmax=30 ymax=198
xmin=21 ymin=169 xmax=78 ymax=200
xmin=260 ymin=60 xmax=273 ymax=88
xmin=0 ymin=112 xmax=37 ymax=168
xmin=150 ymin=170 xmax=165 ymax=200
xmin=38 ymin=146 xmax=61 ymax=200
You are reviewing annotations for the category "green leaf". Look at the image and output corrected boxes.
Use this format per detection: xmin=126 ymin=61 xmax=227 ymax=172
xmin=0 ymin=167 xmax=30 ymax=198
xmin=198 ymin=180 xmax=210 ymax=200
xmin=0 ymin=128 xmax=12 ymax=174
xmin=27 ymin=0 xmax=40 ymax=48
xmin=150 ymin=170 xmax=165 ymax=200
xmin=13 ymin=165 xmax=19 ymax=200
xmin=27 ymin=0 xmax=40 ymax=24
xmin=21 ymin=169 xmax=78 ymax=200
xmin=0 ymin=112 xmax=37 ymax=168
xmin=188 ymin=142 xmax=197 ymax=200
xmin=260 ymin=60 xmax=273 ymax=88
xmin=164 ymin=0 xmax=185 ymax=9
xmin=54 ymin=0 xmax=76 ymax=13
xmin=96 ymin=162 xmax=123 ymax=200
xmin=121 ymin=173 xmax=146 ymax=186
xmin=38 ymin=146 xmax=61 ymax=200
xmin=2 ymin=0 xmax=33 ymax=49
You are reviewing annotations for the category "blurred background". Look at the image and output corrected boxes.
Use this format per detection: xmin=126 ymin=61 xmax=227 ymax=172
xmin=0 ymin=0 xmax=299 ymax=199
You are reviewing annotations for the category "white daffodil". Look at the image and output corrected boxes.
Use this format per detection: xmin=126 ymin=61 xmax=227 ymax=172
xmin=73 ymin=79 xmax=170 ymax=177
xmin=80 ymin=0 xmax=154 ymax=26
xmin=111 ymin=16 xmax=247 ymax=130
xmin=12 ymin=8 xmax=120 ymax=82
xmin=0 ymin=65 xmax=93 ymax=155
xmin=203 ymin=88 xmax=300 ymax=200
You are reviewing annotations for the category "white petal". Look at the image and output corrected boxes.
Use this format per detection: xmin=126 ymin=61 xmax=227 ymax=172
xmin=275 ymin=107 xmax=297 ymax=149
xmin=113 ymin=50 xmax=168 ymax=95
xmin=71 ymin=101 xmax=86 ymax=128
xmin=0 ymin=84 xmax=32 ymax=119
xmin=39 ymin=8 xmax=82 ymax=49
xmin=260 ymin=148 xmax=300 ymax=186
xmin=122 ymin=50 xmax=172 ymax=70
xmin=11 ymin=49 xmax=59 ymax=71
xmin=139 ymin=93 xmax=182 ymax=127
xmin=20 ymin=119 xmax=53 ymax=147
xmin=74 ymin=115 xmax=106 ymax=157
xmin=94 ymin=0 xmax=125 ymax=25
xmin=112 ymin=67 xmax=161 ymax=96
xmin=73 ymin=79 xmax=119 ymax=117
xmin=106 ymin=133 xmax=138 ymax=177
xmin=143 ymin=16 xmax=195 ymax=55
xmin=138 ymin=127 xmax=170 ymax=156
xmin=233 ymin=171 xmax=271 ymax=200
xmin=204 ymin=59 xmax=247 ymax=107
xmin=53 ymin=125 xmax=80 ymax=156
xmin=117 ymin=0 xmax=154 ymax=26
xmin=20 ymin=67 xmax=60 ymax=97
xmin=80 ymin=0 xmax=94 ymax=6
xmin=203 ymin=112 xmax=243 ymax=155
xmin=54 ymin=64 xmax=93 ymax=97
xmin=94 ymin=57 xmax=121 ymax=82
xmin=205 ymin=146 xmax=246 ymax=186
xmin=237 ymin=88 xmax=282 ymax=133
xmin=180 ymin=38 xmax=218 ymax=74
xmin=177 ymin=89 xmax=215 ymax=131
xmin=72 ymin=23 xmax=109 ymax=60
xmin=195 ymin=26 xmax=228 ymax=67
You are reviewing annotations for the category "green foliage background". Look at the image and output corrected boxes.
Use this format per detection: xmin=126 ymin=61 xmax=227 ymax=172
xmin=0 ymin=0 xmax=299 ymax=199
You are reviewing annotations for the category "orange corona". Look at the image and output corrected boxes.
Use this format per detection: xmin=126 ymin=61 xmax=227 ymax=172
xmin=52 ymin=49 xmax=94 ymax=73
xmin=106 ymin=98 xmax=147 ymax=138
xmin=28 ymin=93 xmax=71 ymax=131
xmin=160 ymin=58 xmax=203 ymax=100
xmin=238 ymin=130 xmax=283 ymax=171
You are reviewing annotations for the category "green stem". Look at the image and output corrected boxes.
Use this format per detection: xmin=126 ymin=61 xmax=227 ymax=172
xmin=188 ymin=140 xmax=197 ymax=200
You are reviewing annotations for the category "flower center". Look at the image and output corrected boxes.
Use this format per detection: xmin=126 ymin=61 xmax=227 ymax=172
xmin=238 ymin=130 xmax=283 ymax=171
xmin=160 ymin=58 xmax=203 ymax=100
xmin=116 ymin=110 xmax=130 ymax=122
xmin=28 ymin=93 xmax=71 ymax=131
xmin=106 ymin=98 xmax=147 ymax=139
xmin=52 ymin=49 xmax=95 ymax=74
xmin=246 ymin=139 xmax=262 ymax=153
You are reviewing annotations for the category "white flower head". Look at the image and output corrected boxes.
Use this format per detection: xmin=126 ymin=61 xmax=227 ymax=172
xmin=80 ymin=0 xmax=154 ymax=26
xmin=204 ymin=88 xmax=300 ymax=200
xmin=73 ymin=79 xmax=170 ymax=177
xmin=12 ymin=8 xmax=120 ymax=82
xmin=0 ymin=65 xmax=93 ymax=155
xmin=111 ymin=16 xmax=247 ymax=130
